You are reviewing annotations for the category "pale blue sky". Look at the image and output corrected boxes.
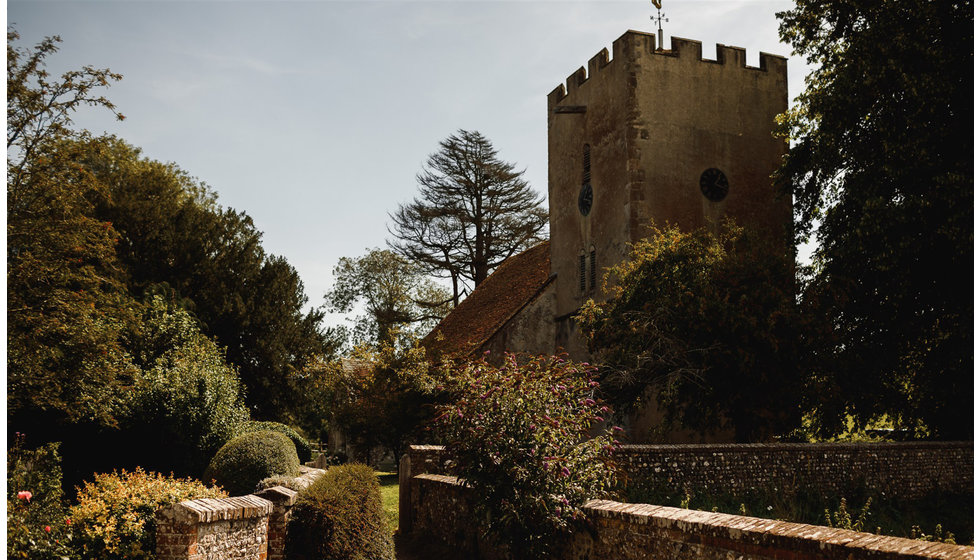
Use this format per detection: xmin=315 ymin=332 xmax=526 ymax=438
xmin=8 ymin=0 xmax=806 ymax=327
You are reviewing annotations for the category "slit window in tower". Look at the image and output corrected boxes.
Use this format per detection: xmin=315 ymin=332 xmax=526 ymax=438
xmin=579 ymin=251 xmax=586 ymax=293
xmin=589 ymin=246 xmax=597 ymax=290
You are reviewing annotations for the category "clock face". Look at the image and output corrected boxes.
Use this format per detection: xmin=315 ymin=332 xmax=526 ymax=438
xmin=699 ymin=168 xmax=729 ymax=202
xmin=578 ymin=183 xmax=593 ymax=216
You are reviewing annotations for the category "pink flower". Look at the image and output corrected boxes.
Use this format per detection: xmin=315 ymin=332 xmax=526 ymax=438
xmin=17 ymin=491 xmax=32 ymax=502
xmin=44 ymin=526 xmax=51 ymax=533
xmin=561 ymin=467 xmax=571 ymax=477
xmin=583 ymin=398 xmax=596 ymax=406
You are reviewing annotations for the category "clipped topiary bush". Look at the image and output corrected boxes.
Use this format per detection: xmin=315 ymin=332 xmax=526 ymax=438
xmin=204 ymin=430 xmax=299 ymax=496
xmin=70 ymin=468 xmax=226 ymax=560
xmin=285 ymin=464 xmax=394 ymax=560
xmin=241 ymin=421 xmax=313 ymax=463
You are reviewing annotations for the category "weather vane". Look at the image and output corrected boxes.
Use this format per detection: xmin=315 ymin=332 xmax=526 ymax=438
xmin=650 ymin=0 xmax=668 ymax=50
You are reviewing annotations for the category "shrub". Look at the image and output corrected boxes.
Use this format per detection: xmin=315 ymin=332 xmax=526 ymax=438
xmin=123 ymin=296 xmax=249 ymax=476
xmin=204 ymin=430 xmax=300 ymax=496
xmin=255 ymin=474 xmax=302 ymax=492
xmin=437 ymin=354 xmax=619 ymax=559
xmin=7 ymin=437 xmax=77 ymax=560
xmin=69 ymin=468 xmax=225 ymax=560
xmin=285 ymin=463 xmax=394 ymax=560
xmin=242 ymin=421 xmax=313 ymax=463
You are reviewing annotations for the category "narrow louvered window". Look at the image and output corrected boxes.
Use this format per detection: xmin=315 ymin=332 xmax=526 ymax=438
xmin=579 ymin=251 xmax=586 ymax=292
xmin=589 ymin=246 xmax=597 ymax=290
xmin=583 ymin=144 xmax=591 ymax=184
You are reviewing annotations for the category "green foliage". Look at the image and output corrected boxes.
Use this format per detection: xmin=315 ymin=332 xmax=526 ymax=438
xmin=123 ymin=296 xmax=250 ymax=476
xmin=79 ymin=135 xmax=341 ymax=424
xmin=776 ymin=0 xmax=973 ymax=439
xmin=242 ymin=421 xmax=313 ymax=463
xmin=70 ymin=468 xmax=226 ymax=560
xmin=7 ymin=30 xmax=137 ymax=429
xmin=437 ymin=354 xmax=619 ymax=559
xmin=285 ymin=464 xmax=394 ymax=560
xmin=314 ymin=339 xmax=443 ymax=463
xmin=326 ymin=248 xmax=451 ymax=349
xmin=579 ymin=222 xmax=802 ymax=441
xmin=204 ymin=430 xmax=300 ymax=496
xmin=7 ymin=438 xmax=77 ymax=560
xmin=388 ymin=129 xmax=548 ymax=305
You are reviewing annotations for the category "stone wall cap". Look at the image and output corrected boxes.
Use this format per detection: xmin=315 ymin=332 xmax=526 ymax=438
xmin=168 ymin=495 xmax=273 ymax=523
xmin=253 ymin=486 xmax=298 ymax=506
xmin=583 ymin=500 xmax=974 ymax=558
xmin=414 ymin=473 xmax=461 ymax=485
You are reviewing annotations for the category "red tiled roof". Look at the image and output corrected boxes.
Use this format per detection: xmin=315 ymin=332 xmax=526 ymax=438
xmin=422 ymin=242 xmax=553 ymax=359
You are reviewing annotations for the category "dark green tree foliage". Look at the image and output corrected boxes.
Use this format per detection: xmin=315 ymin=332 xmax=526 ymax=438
xmin=123 ymin=296 xmax=250 ymax=477
xmin=777 ymin=0 xmax=973 ymax=438
xmin=80 ymin=137 xmax=339 ymax=422
xmin=389 ymin=129 xmax=548 ymax=306
xmin=326 ymin=248 xmax=451 ymax=349
xmin=579 ymin=223 xmax=803 ymax=442
xmin=286 ymin=464 xmax=395 ymax=560
xmin=7 ymin=31 xmax=136 ymax=428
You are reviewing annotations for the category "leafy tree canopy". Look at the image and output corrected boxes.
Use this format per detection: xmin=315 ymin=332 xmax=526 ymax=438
xmin=579 ymin=222 xmax=803 ymax=442
xmin=326 ymin=248 xmax=451 ymax=349
xmin=776 ymin=0 xmax=973 ymax=438
xmin=388 ymin=129 xmax=548 ymax=306
xmin=7 ymin=30 xmax=136 ymax=428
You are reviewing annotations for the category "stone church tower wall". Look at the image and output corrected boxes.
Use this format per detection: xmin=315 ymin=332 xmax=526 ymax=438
xmin=548 ymin=31 xmax=790 ymax=352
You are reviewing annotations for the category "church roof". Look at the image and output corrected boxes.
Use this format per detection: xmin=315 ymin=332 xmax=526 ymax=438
xmin=422 ymin=241 xmax=553 ymax=359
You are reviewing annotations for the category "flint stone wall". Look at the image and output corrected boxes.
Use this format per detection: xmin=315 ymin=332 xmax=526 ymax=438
xmin=405 ymin=442 xmax=973 ymax=502
xmin=409 ymin=473 xmax=974 ymax=560
xmin=616 ymin=442 xmax=973 ymax=499
xmin=155 ymin=467 xmax=326 ymax=560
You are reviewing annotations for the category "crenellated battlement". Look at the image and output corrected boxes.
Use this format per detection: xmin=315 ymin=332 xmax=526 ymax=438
xmin=548 ymin=30 xmax=787 ymax=106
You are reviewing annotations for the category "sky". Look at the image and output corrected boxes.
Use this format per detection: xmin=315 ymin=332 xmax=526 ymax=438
xmin=8 ymin=0 xmax=808 ymax=328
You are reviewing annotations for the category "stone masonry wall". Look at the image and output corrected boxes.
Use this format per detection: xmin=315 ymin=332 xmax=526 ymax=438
xmin=405 ymin=442 xmax=973 ymax=503
xmin=156 ymin=467 xmax=326 ymax=560
xmin=155 ymin=496 xmax=272 ymax=560
xmin=616 ymin=442 xmax=973 ymax=500
xmin=408 ymin=474 xmax=975 ymax=560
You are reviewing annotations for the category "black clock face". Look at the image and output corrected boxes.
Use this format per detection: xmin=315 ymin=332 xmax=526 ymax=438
xmin=699 ymin=168 xmax=729 ymax=202
xmin=578 ymin=183 xmax=593 ymax=216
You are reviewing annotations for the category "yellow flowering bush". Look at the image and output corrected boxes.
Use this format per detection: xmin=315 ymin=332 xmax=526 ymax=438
xmin=69 ymin=468 xmax=225 ymax=560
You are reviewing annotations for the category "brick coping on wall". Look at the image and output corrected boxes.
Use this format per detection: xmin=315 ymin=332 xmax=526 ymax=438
xmin=617 ymin=441 xmax=973 ymax=451
xmin=411 ymin=474 xmax=975 ymax=560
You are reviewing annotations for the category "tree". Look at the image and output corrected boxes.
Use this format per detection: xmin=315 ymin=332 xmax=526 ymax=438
xmin=311 ymin=341 xmax=442 ymax=462
xmin=579 ymin=222 xmax=803 ymax=442
xmin=76 ymin=136 xmax=340 ymax=423
xmin=389 ymin=130 xmax=548 ymax=306
xmin=776 ymin=0 xmax=973 ymax=438
xmin=7 ymin=30 xmax=136 ymax=429
xmin=326 ymin=248 xmax=451 ymax=349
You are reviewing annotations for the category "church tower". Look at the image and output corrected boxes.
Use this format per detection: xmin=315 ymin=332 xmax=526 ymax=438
xmin=547 ymin=31 xmax=791 ymax=356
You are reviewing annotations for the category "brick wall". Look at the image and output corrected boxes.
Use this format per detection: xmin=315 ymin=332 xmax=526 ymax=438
xmin=155 ymin=496 xmax=272 ymax=560
xmin=408 ymin=474 xmax=974 ymax=560
xmin=155 ymin=467 xmax=326 ymax=560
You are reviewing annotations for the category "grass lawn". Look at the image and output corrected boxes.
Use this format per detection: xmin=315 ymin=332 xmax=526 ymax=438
xmin=377 ymin=471 xmax=399 ymax=534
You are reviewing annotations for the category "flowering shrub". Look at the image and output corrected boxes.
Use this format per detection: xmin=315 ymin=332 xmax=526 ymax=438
xmin=69 ymin=468 xmax=226 ymax=560
xmin=7 ymin=437 xmax=77 ymax=560
xmin=437 ymin=354 xmax=619 ymax=559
